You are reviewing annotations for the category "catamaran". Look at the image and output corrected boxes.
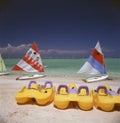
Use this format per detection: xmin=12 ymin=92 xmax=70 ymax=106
xmin=0 ymin=54 xmax=9 ymax=75
xmin=12 ymin=42 xmax=45 ymax=80
xmin=77 ymin=41 xmax=108 ymax=82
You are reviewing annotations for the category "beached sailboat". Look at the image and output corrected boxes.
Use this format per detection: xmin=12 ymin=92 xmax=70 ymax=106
xmin=12 ymin=42 xmax=45 ymax=80
xmin=77 ymin=41 xmax=108 ymax=82
xmin=0 ymin=54 xmax=9 ymax=75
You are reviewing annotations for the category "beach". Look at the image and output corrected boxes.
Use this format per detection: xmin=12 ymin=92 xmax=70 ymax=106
xmin=0 ymin=74 xmax=120 ymax=123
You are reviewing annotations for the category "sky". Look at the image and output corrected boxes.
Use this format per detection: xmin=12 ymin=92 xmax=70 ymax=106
xmin=0 ymin=0 xmax=120 ymax=58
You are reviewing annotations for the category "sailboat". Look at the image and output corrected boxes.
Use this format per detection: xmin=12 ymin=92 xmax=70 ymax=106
xmin=77 ymin=41 xmax=108 ymax=83
xmin=0 ymin=54 xmax=9 ymax=75
xmin=12 ymin=42 xmax=45 ymax=80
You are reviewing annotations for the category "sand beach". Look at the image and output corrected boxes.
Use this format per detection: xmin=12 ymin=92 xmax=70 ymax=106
xmin=0 ymin=74 xmax=120 ymax=123
xmin=1 ymin=0 xmax=120 ymax=122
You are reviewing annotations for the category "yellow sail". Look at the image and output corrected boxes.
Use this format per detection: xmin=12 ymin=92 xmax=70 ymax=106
xmin=0 ymin=54 xmax=7 ymax=72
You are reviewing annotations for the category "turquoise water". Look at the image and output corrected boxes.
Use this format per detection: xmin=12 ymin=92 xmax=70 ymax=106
xmin=4 ymin=58 xmax=120 ymax=79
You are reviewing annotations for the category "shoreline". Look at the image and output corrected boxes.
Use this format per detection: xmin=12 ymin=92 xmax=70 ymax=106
xmin=0 ymin=75 xmax=120 ymax=123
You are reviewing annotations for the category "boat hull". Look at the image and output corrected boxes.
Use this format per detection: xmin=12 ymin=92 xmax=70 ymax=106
xmin=78 ymin=42 xmax=108 ymax=83
xmin=16 ymin=74 xmax=45 ymax=80
xmin=93 ymin=94 xmax=114 ymax=111
xmin=77 ymin=96 xmax=93 ymax=110
xmin=54 ymin=97 xmax=70 ymax=109
xmin=54 ymin=83 xmax=93 ymax=110
xmin=86 ymin=75 xmax=108 ymax=83
xmin=0 ymin=72 xmax=10 ymax=76
xmin=93 ymin=85 xmax=120 ymax=111
xmin=15 ymin=81 xmax=55 ymax=105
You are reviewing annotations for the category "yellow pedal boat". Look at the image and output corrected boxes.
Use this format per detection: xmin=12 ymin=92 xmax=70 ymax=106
xmin=15 ymin=81 xmax=55 ymax=105
xmin=93 ymin=84 xmax=120 ymax=112
xmin=54 ymin=83 xmax=93 ymax=110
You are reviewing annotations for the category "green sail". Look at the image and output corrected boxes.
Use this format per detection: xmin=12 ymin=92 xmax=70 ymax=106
xmin=0 ymin=54 xmax=7 ymax=72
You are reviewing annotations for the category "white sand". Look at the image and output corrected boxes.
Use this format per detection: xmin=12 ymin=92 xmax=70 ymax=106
xmin=0 ymin=75 xmax=120 ymax=123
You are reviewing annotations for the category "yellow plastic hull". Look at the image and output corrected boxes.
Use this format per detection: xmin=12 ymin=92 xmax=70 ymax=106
xmin=54 ymin=83 xmax=93 ymax=110
xmin=54 ymin=100 xmax=70 ymax=109
xmin=15 ymin=81 xmax=55 ymax=105
xmin=15 ymin=97 xmax=32 ymax=104
xmin=93 ymin=94 xmax=114 ymax=111
xmin=77 ymin=95 xmax=93 ymax=110
xmin=93 ymin=85 xmax=120 ymax=111
xmin=54 ymin=95 xmax=93 ymax=110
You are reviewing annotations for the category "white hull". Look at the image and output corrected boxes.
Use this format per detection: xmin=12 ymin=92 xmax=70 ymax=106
xmin=16 ymin=74 xmax=45 ymax=80
xmin=0 ymin=72 xmax=10 ymax=76
xmin=78 ymin=41 xmax=108 ymax=83
xmin=85 ymin=75 xmax=108 ymax=83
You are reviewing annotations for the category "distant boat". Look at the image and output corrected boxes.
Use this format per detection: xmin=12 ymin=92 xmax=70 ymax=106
xmin=0 ymin=54 xmax=9 ymax=75
xmin=12 ymin=42 xmax=45 ymax=80
xmin=77 ymin=41 xmax=108 ymax=83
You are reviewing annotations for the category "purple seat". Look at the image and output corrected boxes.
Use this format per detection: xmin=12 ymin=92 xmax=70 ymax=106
xmin=44 ymin=81 xmax=53 ymax=88
xmin=41 ymin=81 xmax=53 ymax=88
xmin=28 ymin=81 xmax=37 ymax=89
xmin=57 ymin=85 xmax=68 ymax=94
xmin=96 ymin=86 xmax=107 ymax=94
xmin=77 ymin=85 xmax=89 ymax=95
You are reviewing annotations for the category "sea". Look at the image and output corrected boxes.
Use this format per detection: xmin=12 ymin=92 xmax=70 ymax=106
xmin=4 ymin=58 xmax=120 ymax=79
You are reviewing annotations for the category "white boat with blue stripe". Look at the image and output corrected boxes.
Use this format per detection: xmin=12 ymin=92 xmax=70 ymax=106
xmin=77 ymin=41 xmax=108 ymax=83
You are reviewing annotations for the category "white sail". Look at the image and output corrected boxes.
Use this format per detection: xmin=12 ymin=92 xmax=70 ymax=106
xmin=0 ymin=54 xmax=7 ymax=72
xmin=0 ymin=54 xmax=9 ymax=75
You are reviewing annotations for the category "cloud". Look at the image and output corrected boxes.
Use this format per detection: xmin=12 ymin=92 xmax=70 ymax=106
xmin=0 ymin=43 xmax=90 ymax=58
xmin=0 ymin=43 xmax=31 ymax=58
xmin=0 ymin=43 xmax=119 ymax=58
xmin=103 ymin=48 xmax=120 ymax=57
xmin=41 ymin=49 xmax=89 ymax=58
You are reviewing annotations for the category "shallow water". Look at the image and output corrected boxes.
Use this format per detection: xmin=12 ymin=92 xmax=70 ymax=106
xmin=4 ymin=58 xmax=120 ymax=79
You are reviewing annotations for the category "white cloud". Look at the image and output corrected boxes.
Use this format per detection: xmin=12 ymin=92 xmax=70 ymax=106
xmin=0 ymin=43 xmax=119 ymax=58
xmin=0 ymin=43 xmax=31 ymax=58
xmin=40 ymin=49 xmax=89 ymax=58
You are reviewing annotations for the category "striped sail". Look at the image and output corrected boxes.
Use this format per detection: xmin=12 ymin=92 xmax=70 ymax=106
xmin=12 ymin=42 xmax=44 ymax=72
xmin=77 ymin=41 xmax=107 ymax=75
